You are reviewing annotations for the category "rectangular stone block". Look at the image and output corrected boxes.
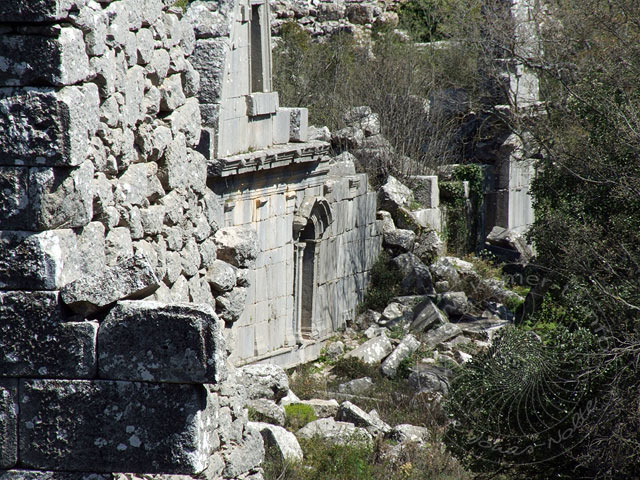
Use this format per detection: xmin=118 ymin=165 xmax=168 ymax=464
xmin=19 ymin=379 xmax=219 ymax=474
xmin=0 ymin=162 xmax=94 ymax=231
xmin=0 ymin=292 xmax=97 ymax=379
xmin=248 ymin=115 xmax=273 ymax=151
xmin=0 ymin=84 xmax=99 ymax=167
xmin=0 ymin=0 xmax=77 ymax=22
xmin=272 ymin=108 xmax=290 ymax=145
xmin=191 ymin=38 xmax=229 ymax=104
xmin=411 ymin=175 xmax=440 ymax=208
xmin=0 ymin=222 xmax=105 ymax=290
xmin=0 ymin=28 xmax=90 ymax=87
xmin=246 ymin=92 xmax=279 ymax=117
xmin=0 ymin=471 xmax=113 ymax=480
xmin=0 ymin=380 xmax=18 ymax=469
xmin=281 ymin=107 xmax=308 ymax=142
xmin=98 ymin=301 xmax=227 ymax=384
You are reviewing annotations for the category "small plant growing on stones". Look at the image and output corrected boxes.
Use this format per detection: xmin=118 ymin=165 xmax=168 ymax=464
xmin=284 ymin=403 xmax=317 ymax=431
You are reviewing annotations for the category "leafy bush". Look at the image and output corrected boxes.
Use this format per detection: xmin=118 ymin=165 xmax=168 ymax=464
xmin=284 ymin=403 xmax=318 ymax=431
xmin=332 ymin=357 xmax=378 ymax=381
xmin=288 ymin=363 xmax=328 ymax=400
xmin=359 ymin=252 xmax=403 ymax=312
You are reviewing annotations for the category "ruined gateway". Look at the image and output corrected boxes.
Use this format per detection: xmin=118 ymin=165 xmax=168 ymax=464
xmin=0 ymin=0 xmax=380 ymax=477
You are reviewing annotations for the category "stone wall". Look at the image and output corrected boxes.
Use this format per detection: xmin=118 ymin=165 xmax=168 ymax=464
xmin=0 ymin=0 xmax=263 ymax=478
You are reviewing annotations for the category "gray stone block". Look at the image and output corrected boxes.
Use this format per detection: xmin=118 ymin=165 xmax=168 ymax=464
xmin=0 ymin=291 xmax=97 ymax=379
xmin=191 ymin=38 xmax=229 ymax=104
xmin=0 ymin=84 xmax=99 ymax=167
xmin=344 ymin=335 xmax=393 ymax=365
xmin=98 ymin=301 xmax=227 ymax=384
xmin=0 ymin=223 xmax=105 ymax=290
xmin=19 ymin=379 xmax=220 ymax=474
xmin=61 ymin=253 xmax=159 ymax=315
xmin=0 ymin=28 xmax=90 ymax=87
xmin=0 ymin=380 xmax=18 ymax=469
xmin=0 ymin=472 xmax=112 ymax=480
xmin=0 ymin=0 xmax=78 ymax=22
xmin=214 ymin=226 xmax=258 ymax=268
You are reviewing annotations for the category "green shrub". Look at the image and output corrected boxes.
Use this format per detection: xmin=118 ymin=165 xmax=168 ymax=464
xmin=332 ymin=357 xmax=378 ymax=381
xmin=359 ymin=252 xmax=403 ymax=312
xmin=284 ymin=403 xmax=318 ymax=431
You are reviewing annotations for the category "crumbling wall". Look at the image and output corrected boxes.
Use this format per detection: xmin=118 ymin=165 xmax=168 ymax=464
xmin=0 ymin=0 xmax=263 ymax=477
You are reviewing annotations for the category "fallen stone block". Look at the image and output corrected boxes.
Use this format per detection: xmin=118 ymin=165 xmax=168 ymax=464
xmin=423 ymin=323 xmax=462 ymax=348
xmin=337 ymin=377 xmax=374 ymax=396
xmin=222 ymin=424 xmax=265 ymax=479
xmin=247 ymin=399 xmax=286 ymax=426
xmin=296 ymin=418 xmax=372 ymax=446
xmin=298 ymin=399 xmax=340 ymax=419
xmin=205 ymin=259 xmax=237 ymax=292
xmin=0 ymin=85 xmax=99 ymax=167
xmin=0 ymin=291 xmax=97 ymax=379
xmin=410 ymin=298 xmax=448 ymax=332
xmin=249 ymin=422 xmax=303 ymax=463
xmin=408 ymin=364 xmax=452 ymax=394
xmin=19 ymin=379 xmax=220 ymax=474
xmin=61 ymin=253 xmax=159 ymax=315
xmin=438 ymin=291 xmax=469 ymax=318
xmin=236 ymin=364 xmax=289 ymax=402
xmin=336 ymin=401 xmax=390 ymax=436
xmin=215 ymin=286 xmax=247 ymax=323
xmin=0 ymin=380 xmax=18 ymax=469
xmin=378 ymin=176 xmax=413 ymax=214
xmin=344 ymin=335 xmax=393 ymax=365
xmin=382 ymin=228 xmax=415 ymax=254
xmin=389 ymin=424 xmax=430 ymax=443
xmin=381 ymin=334 xmax=420 ymax=378
xmin=98 ymin=301 xmax=227 ymax=384
xmin=393 ymin=252 xmax=435 ymax=295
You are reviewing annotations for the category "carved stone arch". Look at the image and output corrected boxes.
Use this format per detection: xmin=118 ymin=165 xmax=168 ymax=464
xmin=293 ymin=196 xmax=333 ymax=241
xmin=292 ymin=196 xmax=333 ymax=342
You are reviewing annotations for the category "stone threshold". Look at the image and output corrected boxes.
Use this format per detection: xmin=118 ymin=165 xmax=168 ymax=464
xmin=235 ymin=334 xmax=333 ymax=370
xmin=208 ymin=140 xmax=331 ymax=178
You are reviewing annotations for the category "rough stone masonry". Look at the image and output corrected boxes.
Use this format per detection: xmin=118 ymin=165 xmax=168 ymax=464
xmin=0 ymin=0 xmax=382 ymax=477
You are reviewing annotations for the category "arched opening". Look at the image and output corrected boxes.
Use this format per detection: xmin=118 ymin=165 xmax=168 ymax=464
xmin=292 ymin=196 xmax=333 ymax=343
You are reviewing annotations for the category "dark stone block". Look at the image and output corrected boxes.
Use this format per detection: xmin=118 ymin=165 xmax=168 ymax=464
xmin=98 ymin=301 xmax=227 ymax=384
xmin=0 ymin=0 xmax=75 ymax=22
xmin=0 ymin=380 xmax=18 ymax=469
xmin=0 ymin=291 xmax=97 ymax=379
xmin=19 ymin=379 xmax=219 ymax=474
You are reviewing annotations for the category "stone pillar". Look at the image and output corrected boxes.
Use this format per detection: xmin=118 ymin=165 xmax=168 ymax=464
xmin=293 ymin=242 xmax=306 ymax=345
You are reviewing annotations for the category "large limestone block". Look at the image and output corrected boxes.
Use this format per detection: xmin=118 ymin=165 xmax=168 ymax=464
xmin=215 ymin=286 xmax=247 ymax=323
xmin=423 ymin=323 xmax=462 ymax=349
xmin=344 ymin=335 xmax=393 ymax=365
xmin=381 ymin=334 xmax=421 ymax=378
xmin=221 ymin=424 xmax=265 ymax=479
xmin=214 ymin=226 xmax=258 ymax=268
xmin=61 ymin=253 xmax=159 ymax=315
xmin=298 ymin=399 xmax=339 ymax=419
xmin=19 ymin=379 xmax=220 ymax=474
xmin=336 ymin=401 xmax=390 ymax=436
xmin=0 ymin=291 xmax=97 ymax=379
xmin=98 ymin=301 xmax=227 ymax=384
xmin=205 ymin=259 xmax=237 ymax=292
xmin=249 ymin=422 xmax=303 ymax=463
xmin=0 ymin=85 xmax=99 ymax=167
xmin=191 ymin=38 xmax=229 ymax=104
xmin=0 ymin=0 xmax=82 ymax=22
xmin=410 ymin=298 xmax=448 ymax=332
xmin=378 ymin=176 xmax=413 ymax=214
xmin=0 ymin=28 xmax=90 ymax=87
xmin=0 ymin=223 xmax=105 ymax=290
xmin=296 ymin=418 xmax=372 ymax=446
xmin=392 ymin=252 xmax=435 ymax=295
xmin=236 ymin=364 xmax=289 ymax=402
xmin=0 ymin=380 xmax=18 ymax=469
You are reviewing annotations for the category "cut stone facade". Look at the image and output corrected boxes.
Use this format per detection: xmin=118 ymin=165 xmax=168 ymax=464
xmin=0 ymin=0 xmax=381 ymax=477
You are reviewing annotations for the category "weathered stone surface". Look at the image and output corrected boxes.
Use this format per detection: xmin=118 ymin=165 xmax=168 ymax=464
xmin=378 ymin=176 xmax=413 ymax=213
xmin=392 ymin=253 xmax=435 ymax=295
xmin=325 ymin=341 xmax=345 ymax=360
xmin=185 ymin=1 xmax=232 ymax=39
xmin=344 ymin=335 xmax=392 ymax=365
xmin=247 ymin=399 xmax=286 ymax=426
xmin=410 ymin=298 xmax=447 ymax=332
xmin=337 ymin=377 xmax=373 ymax=396
xmin=19 ymin=379 xmax=220 ymax=474
xmin=390 ymin=424 xmax=430 ymax=443
xmin=205 ymin=259 xmax=236 ymax=292
xmin=0 ymin=380 xmax=18 ymax=469
xmin=98 ymin=301 xmax=227 ymax=384
xmin=0 ymin=0 xmax=79 ymax=22
xmin=439 ymin=291 xmax=469 ymax=317
xmin=354 ymin=309 xmax=381 ymax=330
xmin=0 ymin=85 xmax=99 ymax=167
xmin=0 ymin=291 xmax=97 ymax=379
xmin=413 ymin=229 xmax=444 ymax=263
xmin=423 ymin=323 xmax=462 ymax=348
xmin=214 ymin=226 xmax=258 ymax=268
xmin=383 ymin=228 xmax=415 ymax=253
xmin=221 ymin=425 xmax=264 ymax=479
xmin=0 ymin=223 xmax=105 ymax=290
xmin=249 ymin=422 xmax=303 ymax=463
xmin=115 ymin=162 xmax=165 ymax=207
xmin=236 ymin=364 xmax=289 ymax=402
xmin=485 ymin=225 xmax=534 ymax=263
xmin=298 ymin=399 xmax=339 ymax=419
xmin=61 ymin=253 xmax=159 ymax=315
xmin=287 ymin=107 xmax=308 ymax=142
xmin=328 ymin=151 xmax=357 ymax=177
xmin=380 ymin=302 xmax=412 ymax=325
xmin=381 ymin=334 xmax=420 ymax=378
xmin=331 ymin=126 xmax=364 ymax=149
xmin=190 ymin=38 xmax=228 ymax=104
xmin=408 ymin=365 xmax=452 ymax=394
xmin=297 ymin=418 xmax=372 ymax=446
xmin=215 ymin=287 xmax=247 ymax=323
xmin=336 ymin=401 xmax=390 ymax=436
xmin=0 ymin=28 xmax=90 ymax=87
xmin=0 ymin=472 xmax=113 ymax=480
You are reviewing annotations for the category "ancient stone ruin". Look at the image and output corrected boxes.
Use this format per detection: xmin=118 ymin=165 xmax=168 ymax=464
xmin=0 ymin=0 xmax=381 ymax=477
